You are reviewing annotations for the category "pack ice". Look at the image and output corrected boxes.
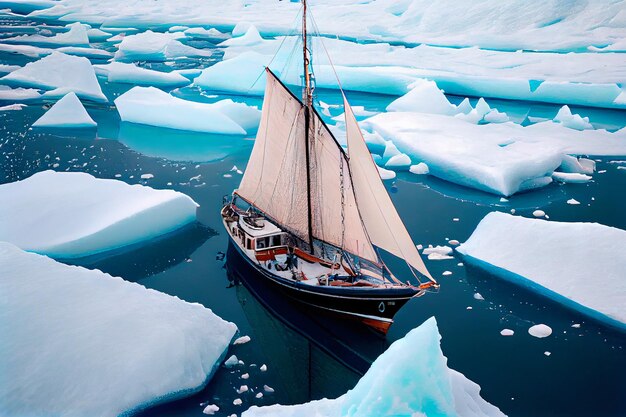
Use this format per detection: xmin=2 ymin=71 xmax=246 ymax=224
xmin=0 ymin=242 xmax=237 ymax=417
xmin=94 ymin=62 xmax=191 ymax=88
xmin=243 ymin=317 xmax=505 ymax=417
xmin=1 ymin=52 xmax=107 ymax=102
xmin=0 ymin=170 xmax=198 ymax=258
xmin=457 ymin=212 xmax=626 ymax=330
xmin=115 ymin=86 xmax=260 ymax=134
xmin=32 ymin=92 xmax=96 ymax=128
xmin=115 ymin=30 xmax=212 ymax=61
xmin=2 ymin=22 xmax=89 ymax=46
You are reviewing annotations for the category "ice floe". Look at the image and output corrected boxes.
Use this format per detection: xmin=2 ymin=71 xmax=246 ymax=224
xmin=0 ymin=241 xmax=237 ymax=417
xmin=94 ymin=62 xmax=190 ymax=87
xmin=115 ymin=30 xmax=212 ymax=61
xmin=0 ymin=85 xmax=41 ymax=101
xmin=243 ymin=317 xmax=505 ymax=417
xmin=2 ymin=22 xmax=89 ymax=46
xmin=32 ymin=92 xmax=96 ymax=128
xmin=1 ymin=52 xmax=107 ymax=102
xmin=552 ymin=172 xmax=592 ymax=183
xmin=457 ymin=212 xmax=626 ymax=329
xmin=528 ymin=324 xmax=553 ymax=339
xmin=115 ymin=86 xmax=259 ymax=134
xmin=219 ymin=25 xmax=263 ymax=47
xmin=553 ymin=105 xmax=593 ymax=130
xmin=377 ymin=165 xmax=396 ymax=180
xmin=409 ymin=162 xmax=429 ymax=175
xmin=0 ymin=170 xmax=198 ymax=258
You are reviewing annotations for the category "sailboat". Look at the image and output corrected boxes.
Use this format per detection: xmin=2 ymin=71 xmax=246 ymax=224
xmin=221 ymin=0 xmax=438 ymax=334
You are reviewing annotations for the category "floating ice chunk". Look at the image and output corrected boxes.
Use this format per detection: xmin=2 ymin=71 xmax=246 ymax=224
xmin=237 ymin=385 xmax=249 ymax=394
xmin=115 ymin=30 xmax=212 ymax=61
xmin=233 ymin=399 xmax=242 ymax=406
xmin=32 ymin=92 xmax=96 ymax=128
xmin=241 ymin=373 xmax=249 ymax=380
xmin=243 ymin=317 xmax=505 ymax=417
xmin=263 ymin=385 xmax=274 ymax=393
xmin=184 ymin=27 xmax=227 ymax=40
xmin=385 ymin=153 xmax=411 ymax=169
xmin=0 ymin=85 xmax=41 ymax=101
xmin=233 ymin=335 xmax=251 ymax=345
xmin=0 ymin=242 xmax=237 ymax=417
xmin=528 ymin=324 xmax=553 ymax=338
xmin=442 ymin=271 xmax=452 ymax=276
xmin=572 ymin=323 xmax=581 ymax=328
xmin=409 ymin=162 xmax=429 ymax=175
xmin=256 ymin=393 xmax=264 ymax=399
xmin=457 ymin=212 xmax=626 ymax=328
xmin=87 ymin=27 xmax=112 ymax=42
xmin=544 ymin=351 xmax=551 ymax=356
xmin=260 ymin=364 xmax=267 ymax=372
xmin=0 ymin=171 xmax=198 ymax=258
xmin=220 ymin=25 xmax=263 ymax=47
xmin=382 ymin=140 xmax=400 ymax=160
xmin=203 ymin=404 xmax=220 ymax=415
xmin=532 ymin=210 xmax=546 ymax=218
xmin=194 ymin=51 xmax=269 ymax=95
xmin=423 ymin=245 xmax=453 ymax=256
xmin=567 ymin=199 xmax=581 ymax=205
xmin=94 ymin=62 xmax=190 ymax=87
xmin=560 ymin=155 xmax=596 ymax=174
xmin=3 ymin=22 xmax=89 ymax=46
xmin=553 ymin=105 xmax=593 ymax=130
xmin=140 ymin=173 xmax=154 ymax=179
xmin=115 ymin=87 xmax=258 ymax=135
xmin=552 ymin=172 xmax=592 ymax=183
xmin=474 ymin=293 xmax=485 ymax=301
xmin=377 ymin=166 xmax=396 ymax=180
xmin=0 ymin=103 xmax=26 ymax=111
xmin=449 ymin=240 xmax=460 ymax=246
xmin=456 ymin=98 xmax=509 ymax=124
xmin=57 ymin=46 xmax=113 ymax=59
xmin=500 ymin=329 xmax=514 ymax=336
xmin=224 ymin=355 xmax=239 ymax=367
xmin=386 ymin=78 xmax=457 ymax=115
xmin=210 ymin=99 xmax=262 ymax=134
xmin=2 ymin=52 xmax=106 ymax=102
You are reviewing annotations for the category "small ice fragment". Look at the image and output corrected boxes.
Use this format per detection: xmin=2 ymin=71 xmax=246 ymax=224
xmin=52 ymin=163 xmax=59 ymax=168
xmin=263 ymin=385 xmax=275 ymax=393
xmin=528 ymin=324 xmax=552 ymax=338
xmin=260 ymin=364 xmax=267 ymax=372
xmin=255 ymin=392 xmax=263 ymax=399
xmin=140 ymin=173 xmax=153 ymax=179
xmin=510 ymin=209 xmax=516 ymax=214
xmin=449 ymin=240 xmax=460 ymax=246
xmin=233 ymin=398 xmax=242 ymax=406
xmin=500 ymin=198 xmax=509 ymax=202
xmin=241 ymin=373 xmax=249 ymax=380
xmin=544 ymin=351 xmax=551 ymax=356
xmin=237 ymin=385 xmax=248 ymax=394
xmin=409 ymin=162 xmax=429 ymax=175
xmin=223 ymin=174 xmax=232 ymax=178
xmin=114 ymin=174 xmax=121 ymax=178
xmin=234 ymin=335 xmax=251 ymax=345
xmin=473 ymin=292 xmax=484 ymax=301
xmin=567 ymin=199 xmax=580 ymax=205
xmin=442 ymin=271 xmax=452 ymax=276
xmin=500 ymin=329 xmax=514 ymax=336
xmin=190 ymin=174 xmax=201 ymax=181
xmin=457 ymin=262 xmax=463 ymax=266
xmin=571 ymin=323 xmax=581 ymax=328
xmin=238 ymin=360 xmax=244 ymax=365
xmin=231 ymin=165 xmax=238 ymax=171
xmin=203 ymin=404 xmax=219 ymax=415
xmin=224 ymin=355 xmax=239 ymax=367
xmin=466 ymin=306 xmax=473 ymax=310
xmin=453 ymin=218 xmax=460 ymax=222
xmin=532 ymin=210 xmax=546 ymax=218
xmin=423 ymin=246 xmax=452 ymax=256
xmin=416 ymin=244 xmax=423 ymax=250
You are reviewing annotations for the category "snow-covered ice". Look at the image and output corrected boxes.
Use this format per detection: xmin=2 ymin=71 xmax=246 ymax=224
xmin=203 ymin=404 xmax=220 ymax=415
xmin=1 ymin=52 xmax=107 ymax=102
xmin=457 ymin=212 xmax=626 ymax=329
xmin=567 ymin=199 xmax=581 ymax=205
xmin=243 ymin=317 xmax=505 ymax=417
xmin=94 ymin=62 xmax=191 ymax=87
xmin=0 ymin=171 xmax=198 ymax=258
xmin=233 ymin=335 xmax=251 ymax=345
xmin=115 ymin=87 xmax=260 ymax=134
xmin=3 ymin=22 xmax=89 ymax=46
xmin=377 ymin=165 xmax=396 ymax=180
xmin=115 ymin=30 xmax=212 ymax=61
xmin=528 ymin=324 xmax=553 ymax=339
xmin=553 ymin=106 xmax=593 ymax=130
xmin=500 ymin=329 xmax=514 ymax=336
xmin=409 ymin=162 xmax=429 ymax=175
xmin=0 ymin=85 xmax=41 ymax=101
xmin=552 ymin=172 xmax=592 ymax=183
xmin=0 ymin=242 xmax=237 ymax=417
xmin=32 ymin=92 xmax=96 ymax=128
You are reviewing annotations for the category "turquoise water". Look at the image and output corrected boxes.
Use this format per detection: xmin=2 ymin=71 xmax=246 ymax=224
xmin=1 ymin=15 xmax=625 ymax=417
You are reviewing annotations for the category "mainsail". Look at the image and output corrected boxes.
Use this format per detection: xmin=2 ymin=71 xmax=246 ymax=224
xmin=237 ymin=70 xmax=378 ymax=264
xmin=343 ymin=96 xmax=434 ymax=281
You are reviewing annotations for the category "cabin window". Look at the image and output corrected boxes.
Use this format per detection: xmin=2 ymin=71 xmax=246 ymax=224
xmin=256 ymin=237 xmax=268 ymax=250
xmin=246 ymin=238 xmax=253 ymax=250
xmin=271 ymin=235 xmax=281 ymax=247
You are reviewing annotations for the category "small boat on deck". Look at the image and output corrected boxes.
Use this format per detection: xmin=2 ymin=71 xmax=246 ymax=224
xmin=221 ymin=0 xmax=438 ymax=335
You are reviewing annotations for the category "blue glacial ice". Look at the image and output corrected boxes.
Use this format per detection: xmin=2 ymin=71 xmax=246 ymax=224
xmin=0 ymin=170 xmax=199 ymax=258
xmin=94 ymin=62 xmax=191 ymax=88
xmin=115 ymin=86 xmax=260 ymax=134
xmin=114 ymin=30 xmax=212 ymax=61
xmin=457 ymin=212 xmax=626 ymax=330
xmin=32 ymin=92 xmax=96 ymax=128
xmin=1 ymin=51 xmax=107 ymax=102
xmin=0 ymin=241 xmax=237 ymax=417
xmin=243 ymin=317 xmax=505 ymax=417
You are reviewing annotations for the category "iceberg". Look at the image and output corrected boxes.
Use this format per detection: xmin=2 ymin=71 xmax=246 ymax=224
xmin=94 ymin=62 xmax=190 ymax=87
xmin=184 ymin=26 xmax=227 ymax=40
xmin=2 ymin=22 xmax=89 ymax=46
xmin=115 ymin=86 xmax=259 ymax=134
xmin=386 ymin=78 xmax=459 ymax=115
xmin=559 ymin=155 xmax=595 ymax=174
xmin=0 ymin=241 xmax=237 ymax=417
xmin=115 ymin=30 xmax=212 ymax=61
xmin=457 ymin=212 xmax=626 ymax=329
xmin=0 ymin=170 xmax=199 ymax=258
xmin=32 ymin=92 xmax=96 ymax=128
xmin=1 ymin=52 xmax=107 ymax=103
xmin=243 ymin=317 xmax=505 ymax=417
xmin=553 ymin=105 xmax=593 ymax=130
xmin=219 ymin=25 xmax=263 ymax=47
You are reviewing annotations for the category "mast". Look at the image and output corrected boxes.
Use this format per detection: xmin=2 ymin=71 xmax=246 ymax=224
xmin=302 ymin=0 xmax=314 ymax=254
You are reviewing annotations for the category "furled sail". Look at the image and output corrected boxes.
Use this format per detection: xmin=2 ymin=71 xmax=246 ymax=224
xmin=343 ymin=96 xmax=434 ymax=281
xmin=237 ymin=69 xmax=378 ymax=264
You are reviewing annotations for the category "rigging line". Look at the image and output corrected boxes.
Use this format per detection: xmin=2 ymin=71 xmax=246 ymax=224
xmin=308 ymin=10 xmax=345 ymax=93
xmin=246 ymin=5 xmax=303 ymax=94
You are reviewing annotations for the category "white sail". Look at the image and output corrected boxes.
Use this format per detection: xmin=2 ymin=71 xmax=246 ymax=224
xmin=343 ymin=96 xmax=434 ymax=281
xmin=237 ymin=70 xmax=378 ymax=264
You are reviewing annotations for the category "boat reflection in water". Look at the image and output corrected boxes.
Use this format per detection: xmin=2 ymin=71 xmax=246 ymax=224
xmin=226 ymin=241 xmax=389 ymax=403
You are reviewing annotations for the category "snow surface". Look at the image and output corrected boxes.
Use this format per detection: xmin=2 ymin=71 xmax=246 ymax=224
xmin=457 ymin=212 xmax=626 ymax=329
xmin=0 ymin=170 xmax=198 ymax=258
xmin=94 ymin=62 xmax=190 ymax=87
xmin=243 ymin=317 xmax=505 ymax=417
xmin=115 ymin=30 xmax=212 ymax=61
xmin=115 ymin=87 xmax=260 ymax=134
xmin=32 ymin=92 xmax=96 ymax=128
xmin=1 ymin=52 xmax=107 ymax=102
xmin=0 ymin=242 xmax=237 ymax=417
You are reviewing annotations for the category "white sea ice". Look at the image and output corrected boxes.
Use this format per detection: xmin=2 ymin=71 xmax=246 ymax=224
xmin=203 ymin=404 xmax=220 ymax=415
xmin=500 ymin=329 xmax=514 ymax=336
xmin=224 ymin=355 xmax=239 ymax=368
xmin=457 ymin=212 xmax=626 ymax=329
xmin=32 ymin=92 xmax=96 ymax=128
xmin=386 ymin=79 xmax=458 ymax=115
xmin=377 ymin=166 xmax=396 ymax=180
xmin=184 ymin=27 xmax=227 ymax=40
xmin=567 ymin=199 xmax=581 ymax=205
xmin=219 ymin=25 xmax=263 ymax=47
xmin=474 ymin=293 xmax=485 ymax=301
xmin=552 ymin=172 xmax=592 ymax=183
xmin=1 ymin=52 xmax=107 ymax=102
xmin=559 ymin=155 xmax=595 ymax=175
xmin=3 ymin=22 xmax=89 ymax=46
xmin=233 ymin=335 xmax=251 ymax=345
xmin=423 ymin=245 xmax=453 ymax=256
xmin=0 ymin=242 xmax=237 ymax=417
xmin=0 ymin=171 xmax=198 ymax=258
xmin=528 ymin=324 xmax=553 ymax=338
xmin=553 ymin=105 xmax=593 ymax=130
xmin=0 ymin=85 xmax=41 ymax=101
xmin=0 ymin=104 xmax=26 ymax=111
xmin=384 ymin=153 xmax=411 ymax=169
xmin=409 ymin=162 xmax=429 ymax=175
xmin=114 ymin=87 xmax=260 ymax=134
xmin=243 ymin=317 xmax=505 ymax=417
xmin=87 ymin=27 xmax=112 ymax=41
xmin=533 ymin=210 xmax=546 ymax=218
xmin=115 ymin=30 xmax=212 ymax=61
xmin=94 ymin=62 xmax=190 ymax=87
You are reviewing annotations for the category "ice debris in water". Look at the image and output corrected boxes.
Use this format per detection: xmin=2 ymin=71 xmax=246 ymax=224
xmin=115 ymin=30 xmax=211 ymax=61
xmin=377 ymin=165 xmax=396 ymax=180
xmin=0 ymin=242 xmax=237 ymax=417
xmin=385 ymin=153 xmax=411 ymax=169
xmin=233 ymin=335 xmax=251 ymax=345
xmin=457 ymin=212 xmax=626 ymax=328
xmin=423 ymin=245 xmax=453 ymax=260
xmin=474 ymin=293 xmax=485 ymax=301
xmin=529 ymin=324 xmax=553 ymax=338
xmin=242 ymin=317 xmax=505 ymax=417
xmin=532 ymin=210 xmax=546 ymax=218
xmin=241 ymin=373 xmax=250 ymax=380
xmin=409 ymin=162 xmax=429 ymax=175
xmin=94 ymin=62 xmax=190 ymax=88
xmin=3 ymin=22 xmax=89 ymax=47
xmin=141 ymin=173 xmax=154 ymax=179
xmin=260 ymin=364 xmax=267 ymax=372
xmin=552 ymin=172 xmax=592 ymax=183
xmin=233 ymin=398 xmax=242 ymax=406
xmin=567 ymin=199 xmax=581 ymax=205
xmin=263 ymin=385 xmax=274 ymax=393
xmin=553 ymin=105 xmax=593 ymax=130
xmin=32 ymin=92 xmax=96 ymax=128
xmin=203 ymin=404 xmax=219 ymax=415
xmin=500 ymin=329 xmax=514 ymax=336
xmin=442 ymin=271 xmax=453 ymax=276
xmin=237 ymin=385 xmax=249 ymax=394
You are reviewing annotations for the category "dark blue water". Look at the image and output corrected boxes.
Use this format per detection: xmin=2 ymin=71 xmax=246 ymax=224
xmin=1 ymin=15 xmax=625 ymax=417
